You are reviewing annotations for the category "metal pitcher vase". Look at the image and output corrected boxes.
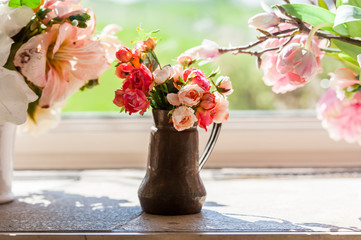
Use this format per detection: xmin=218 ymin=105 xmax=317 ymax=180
xmin=138 ymin=110 xmax=222 ymax=215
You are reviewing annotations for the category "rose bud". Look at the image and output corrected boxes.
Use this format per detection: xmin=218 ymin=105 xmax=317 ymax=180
xmin=216 ymin=76 xmax=233 ymax=96
xmin=116 ymin=46 xmax=133 ymax=62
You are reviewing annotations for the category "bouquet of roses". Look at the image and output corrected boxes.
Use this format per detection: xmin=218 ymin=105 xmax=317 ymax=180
xmin=186 ymin=0 xmax=361 ymax=145
xmin=112 ymin=31 xmax=232 ymax=131
xmin=0 ymin=0 xmax=120 ymax=133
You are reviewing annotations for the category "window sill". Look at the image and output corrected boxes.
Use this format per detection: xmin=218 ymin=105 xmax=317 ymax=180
xmin=1 ymin=169 xmax=361 ymax=239
xmin=14 ymin=110 xmax=361 ymax=169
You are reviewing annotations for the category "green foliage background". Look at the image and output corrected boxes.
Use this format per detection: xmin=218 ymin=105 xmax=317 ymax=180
xmin=63 ymin=0 xmax=335 ymax=113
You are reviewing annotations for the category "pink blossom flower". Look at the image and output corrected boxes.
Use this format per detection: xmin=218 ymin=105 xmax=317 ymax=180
xmin=216 ymin=76 xmax=233 ymax=96
xmin=123 ymin=89 xmax=150 ymax=115
xmin=172 ymin=106 xmax=197 ymax=131
xmin=213 ymin=94 xmax=229 ymax=123
xmin=183 ymin=68 xmax=211 ymax=91
xmin=97 ymin=24 xmax=122 ymax=63
xmin=153 ymin=66 xmax=174 ymax=84
xmin=178 ymin=84 xmax=204 ymax=106
xmin=14 ymin=21 xmax=109 ymax=108
xmin=196 ymin=108 xmax=214 ymax=131
xmin=248 ymin=12 xmax=279 ymax=30
xmin=177 ymin=39 xmax=220 ymax=65
xmin=329 ymin=68 xmax=360 ymax=100
xmin=276 ymin=43 xmax=319 ymax=83
xmin=200 ymin=92 xmax=216 ymax=110
xmin=317 ymin=89 xmax=361 ymax=144
xmin=261 ymin=35 xmax=323 ymax=94
xmin=261 ymin=54 xmax=302 ymax=93
xmin=123 ymin=65 xmax=154 ymax=94
xmin=167 ymin=93 xmax=180 ymax=106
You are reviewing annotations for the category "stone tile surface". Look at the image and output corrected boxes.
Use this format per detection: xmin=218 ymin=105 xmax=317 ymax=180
xmin=0 ymin=169 xmax=361 ymax=233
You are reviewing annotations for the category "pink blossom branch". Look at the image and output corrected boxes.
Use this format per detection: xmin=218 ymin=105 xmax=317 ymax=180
xmin=218 ymin=5 xmax=361 ymax=58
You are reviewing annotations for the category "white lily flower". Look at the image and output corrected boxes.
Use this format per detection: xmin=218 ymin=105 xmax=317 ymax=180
xmin=0 ymin=3 xmax=37 ymax=125
xmin=0 ymin=67 xmax=38 ymax=125
xmin=0 ymin=3 xmax=33 ymax=37
xmin=0 ymin=32 xmax=14 ymax=66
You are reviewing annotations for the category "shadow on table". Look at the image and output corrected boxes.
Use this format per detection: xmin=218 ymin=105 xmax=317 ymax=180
xmin=0 ymin=190 xmax=142 ymax=232
xmin=0 ymin=192 xmax=360 ymax=233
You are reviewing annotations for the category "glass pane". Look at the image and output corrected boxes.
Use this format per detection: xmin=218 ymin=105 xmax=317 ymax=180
xmin=63 ymin=0 xmax=339 ymax=112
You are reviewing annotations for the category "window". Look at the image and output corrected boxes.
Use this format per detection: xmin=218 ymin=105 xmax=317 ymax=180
xmin=14 ymin=0 xmax=361 ymax=169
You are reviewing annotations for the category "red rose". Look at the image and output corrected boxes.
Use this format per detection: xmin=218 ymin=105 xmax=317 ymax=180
xmin=115 ymin=63 xmax=133 ymax=79
xmin=113 ymin=89 xmax=125 ymax=107
xmin=123 ymin=89 xmax=150 ymax=115
xmin=123 ymin=65 xmax=154 ymax=93
xmin=196 ymin=108 xmax=214 ymax=131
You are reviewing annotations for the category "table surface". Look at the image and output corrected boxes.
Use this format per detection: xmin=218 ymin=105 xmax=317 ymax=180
xmin=1 ymin=168 xmax=361 ymax=240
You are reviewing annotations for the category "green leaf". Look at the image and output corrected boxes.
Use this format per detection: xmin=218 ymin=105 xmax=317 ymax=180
xmin=318 ymin=0 xmax=329 ymax=9
xmin=278 ymin=4 xmax=338 ymax=34
xmin=336 ymin=0 xmax=343 ymax=7
xmin=334 ymin=5 xmax=361 ymax=37
xmin=8 ymin=0 xmax=41 ymax=9
xmin=342 ymin=0 xmax=361 ymax=8
xmin=333 ymin=39 xmax=361 ymax=60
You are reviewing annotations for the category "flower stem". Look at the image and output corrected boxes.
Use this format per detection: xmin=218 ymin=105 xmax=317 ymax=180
xmin=150 ymin=50 xmax=162 ymax=70
xmin=305 ymin=23 xmax=333 ymax=50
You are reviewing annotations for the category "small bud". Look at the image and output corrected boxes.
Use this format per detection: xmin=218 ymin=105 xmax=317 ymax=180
xmin=248 ymin=12 xmax=279 ymax=30
xmin=71 ymin=19 xmax=79 ymax=26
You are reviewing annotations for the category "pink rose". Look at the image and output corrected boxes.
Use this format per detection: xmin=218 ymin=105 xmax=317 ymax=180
xmin=116 ymin=46 xmax=133 ymax=63
xmin=196 ymin=108 xmax=214 ymax=131
xmin=135 ymin=37 xmax=156 ymax=52
xmin=248 ymin=12 xmax=279 ymax=30
xmin=213 ymin=94 xmax=229 ymax=123
xmin=178 ymin=84 xmax=204 ymax=106
xmin=183 ymin=68 xmax=211 ymax=91
xmin=167 ymin=93 xmax=181 ymax=106
xmin=123 ymin=65 xmax=154 ymax=93
xmin=123 ymin=89 xmax=150 ymax=115
xmin=277 ymin=43 xmax=318 ymax=83
xmin=113 ymin=89 xmax=124 ymax=107
xmin=176 ymin=54 xmax=193 ymax=66
xmin=172 ymin=106 xmax=197 ymax=131
xmin=216 ymin=76 xmax=233 ymax=96
xmin=317 ymin=89 xmax=361 ymax=144
xmin=172 ymin=64 xmax=183 ymax=83
xmin=177 ymin=40 xmax=220 ymax=66
xmin=153 ymin=66 xmax=174 ymax=84
xmin=200 ymin=92 xmax=216 ymax=110
xmin=329 ymin=68 xmax=359 ymax=100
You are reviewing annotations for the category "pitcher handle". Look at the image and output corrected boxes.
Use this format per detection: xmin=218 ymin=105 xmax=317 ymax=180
xmin=198 ymin=123 xmax=222 ymax=172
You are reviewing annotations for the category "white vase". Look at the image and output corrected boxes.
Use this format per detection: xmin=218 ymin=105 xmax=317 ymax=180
xmin=0 ymin=123 xmax=16 ymax=204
